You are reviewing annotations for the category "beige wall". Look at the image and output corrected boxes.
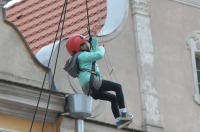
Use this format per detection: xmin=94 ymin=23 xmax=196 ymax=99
xmin=151 ymin=0 xmax=200 ymax=131
xmin=0 ymin=8 xmax=48 ymax=89
xmin=1 ymin=0 xmax=200 ymax=132
xmin=0 ymin=114 xmax=55 ymax=132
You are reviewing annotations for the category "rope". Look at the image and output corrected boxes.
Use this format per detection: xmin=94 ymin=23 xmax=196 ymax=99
xmin=95 ymin=0 xmax=129 ymax=112
xmin=86 ymin=0 xmax=91 ymax=36
xmin=41 ymin=0 xmax=68 ymax=131
xmin=95 ymin=0 xmax=108 ymax=81
xmin=29 ymin=0 xmax=68 ymax=131
xmin=94 ymin=0 xmax=111 ymax=80
xmin=94 ymin=0 xmax=118 ymax=82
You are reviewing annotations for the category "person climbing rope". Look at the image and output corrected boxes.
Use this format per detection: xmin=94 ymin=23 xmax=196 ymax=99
xmin=65 ymin=25 xmax=134 ymax=129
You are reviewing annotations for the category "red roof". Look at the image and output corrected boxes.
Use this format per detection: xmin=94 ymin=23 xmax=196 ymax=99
xmin=6 ymin=0 xmax=107 ymax=53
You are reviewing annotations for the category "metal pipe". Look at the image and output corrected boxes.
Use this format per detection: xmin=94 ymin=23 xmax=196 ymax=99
xmin=75 ymin=119 xmax=84 ymax=132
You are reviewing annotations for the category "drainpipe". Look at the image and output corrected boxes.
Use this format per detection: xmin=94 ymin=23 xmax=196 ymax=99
xmin=75 ymin=119 xmax=84 ymax=132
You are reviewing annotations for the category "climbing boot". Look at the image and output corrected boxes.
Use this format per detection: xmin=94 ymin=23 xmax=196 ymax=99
xmin=116 ymin=119 xmax=132 ymax=129
xmin=120 ymin=112 xmax=134 ymax=121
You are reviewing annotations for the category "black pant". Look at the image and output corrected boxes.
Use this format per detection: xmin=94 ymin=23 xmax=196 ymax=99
xmin=92 ymin=80 xmax=125 ymax=118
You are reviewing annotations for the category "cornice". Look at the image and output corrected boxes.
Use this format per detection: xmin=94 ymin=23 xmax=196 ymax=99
xmin=0 ymin=79 xmax=66 ymax=122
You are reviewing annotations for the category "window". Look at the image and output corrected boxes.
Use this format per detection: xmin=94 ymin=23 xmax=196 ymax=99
xmin=196 ymin=54 xmax=200 ymax=94
xmin=187 ymin=31 xmax=200 ymax=105
xmin=172 ymin=0 xmax=200 ymax=8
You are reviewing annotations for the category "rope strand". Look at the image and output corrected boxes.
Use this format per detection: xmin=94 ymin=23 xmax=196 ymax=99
xmin=29 ymin=0 xmax=68 ymax=131
xmin=41 ymin=0 xmax=68 ymax=131
xmin=86 ymin=0 xmax=91 ymax=36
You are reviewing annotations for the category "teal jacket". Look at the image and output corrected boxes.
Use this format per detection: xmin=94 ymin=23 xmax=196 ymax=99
xmin=78 ymin=37 xmax=105 ymax=87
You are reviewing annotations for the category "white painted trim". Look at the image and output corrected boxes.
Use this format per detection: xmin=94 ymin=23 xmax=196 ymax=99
xmin=187 ymin=31 xmax=200 ymax=105
xmin=172 ymin=0 xmax=200 ymax=8
xmin=98 ymin=0 xmax=129 ymax=42
xmin=0 ymin=128 xmax=17 ymax=132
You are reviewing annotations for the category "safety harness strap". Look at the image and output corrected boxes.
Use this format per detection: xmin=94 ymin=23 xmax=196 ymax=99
xmin=80 ymin=68 xmax=96 ymax=74
xmin=88 ymin=61 xmax=97 ymax=96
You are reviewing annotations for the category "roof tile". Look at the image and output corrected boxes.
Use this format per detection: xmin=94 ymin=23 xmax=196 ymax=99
xmin=6 ymin=0 xmax=107 ymax=53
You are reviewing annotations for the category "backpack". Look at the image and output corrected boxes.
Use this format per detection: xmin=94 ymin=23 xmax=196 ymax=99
xmin=63 ymin=52 xmax=81 ymax=78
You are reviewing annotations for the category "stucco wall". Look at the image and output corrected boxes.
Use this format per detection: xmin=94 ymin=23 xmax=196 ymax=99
xmin=2 ymin=0 xmax=200 ymax=131
xmin=0 ymin=8 xmax=49 ymax=89
xmin=151 ymin=0 xmax=200 ymax=131
xmin=0 ymin=8 xmax=65 ymax=132
xmin=0 ymin=114 xmax=55 ymax=132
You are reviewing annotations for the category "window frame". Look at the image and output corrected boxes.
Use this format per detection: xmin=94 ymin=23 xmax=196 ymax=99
xmin=187 ymin=31 xmax=200 ymax=105
xmin=195 ymin=54 xmax=200 ymax=94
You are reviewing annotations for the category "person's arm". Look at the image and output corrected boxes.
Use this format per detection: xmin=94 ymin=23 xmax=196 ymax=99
xmin=79 ymin=46 xmax=105 ymax=62
xmin=90 ymin=25 xmax=99 ymax=51
xmin=91 ymin=37 xmax=98 ymax=51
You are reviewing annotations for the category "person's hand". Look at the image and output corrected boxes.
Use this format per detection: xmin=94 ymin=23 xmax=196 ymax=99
xmin=99 ymin=43 xmax=104 ymax=47
xmin=93 ymin=25 xmax=98 ymax=37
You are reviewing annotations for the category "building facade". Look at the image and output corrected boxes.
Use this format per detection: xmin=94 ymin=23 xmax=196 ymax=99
xmin=0 ymin=0 xmax=200 ymax=132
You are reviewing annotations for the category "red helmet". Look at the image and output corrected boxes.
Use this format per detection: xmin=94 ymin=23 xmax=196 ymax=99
xmin=66 ymin=34 xmax=86 ymax=56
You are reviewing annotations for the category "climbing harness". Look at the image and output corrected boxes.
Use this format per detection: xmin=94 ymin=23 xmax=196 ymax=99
xmin=80 ymin=68 xmax=96 ymax=75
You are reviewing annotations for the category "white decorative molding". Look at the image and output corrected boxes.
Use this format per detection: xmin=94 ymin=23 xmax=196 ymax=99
xmin=98 ymin=0 xmax=129 ymax=42
xmin=0 ymin=128 xmax=16 ymax=132
xmin=172 ymin=0 xmax=200 ymax=8
xmin=187 ymin=31 xmax=200 ymax=105
xmin=131 ymin=0 xmax=163 ymax=130
xmin=131 ymin=0 xmax=150 ymax=16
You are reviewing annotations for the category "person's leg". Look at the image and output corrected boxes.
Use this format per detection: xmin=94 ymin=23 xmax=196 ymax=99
xmin=98 ymin=80 xmax=133 ymax=121
xmin=92 ymin=91 xmax=132 ymax=129
xmin=92 ymin=91 xmax=120 ymax=119
xmin=98 ymin=80 xmax=125 ymax=109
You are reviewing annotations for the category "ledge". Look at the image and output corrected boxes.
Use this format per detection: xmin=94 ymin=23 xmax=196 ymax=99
xmin=0 ymin=79 xmax=66 ymax=123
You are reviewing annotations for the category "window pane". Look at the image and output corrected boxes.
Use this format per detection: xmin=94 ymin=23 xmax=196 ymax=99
xmin=199 ymin=84 xmax=200 ymax=94
xmin=196 ymin=57 xmax=200 ymax=70
xmin=196 ymin=56 xmax=200 ymax=95
xmin=197 ymin=71 xmax=200 ymax=82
